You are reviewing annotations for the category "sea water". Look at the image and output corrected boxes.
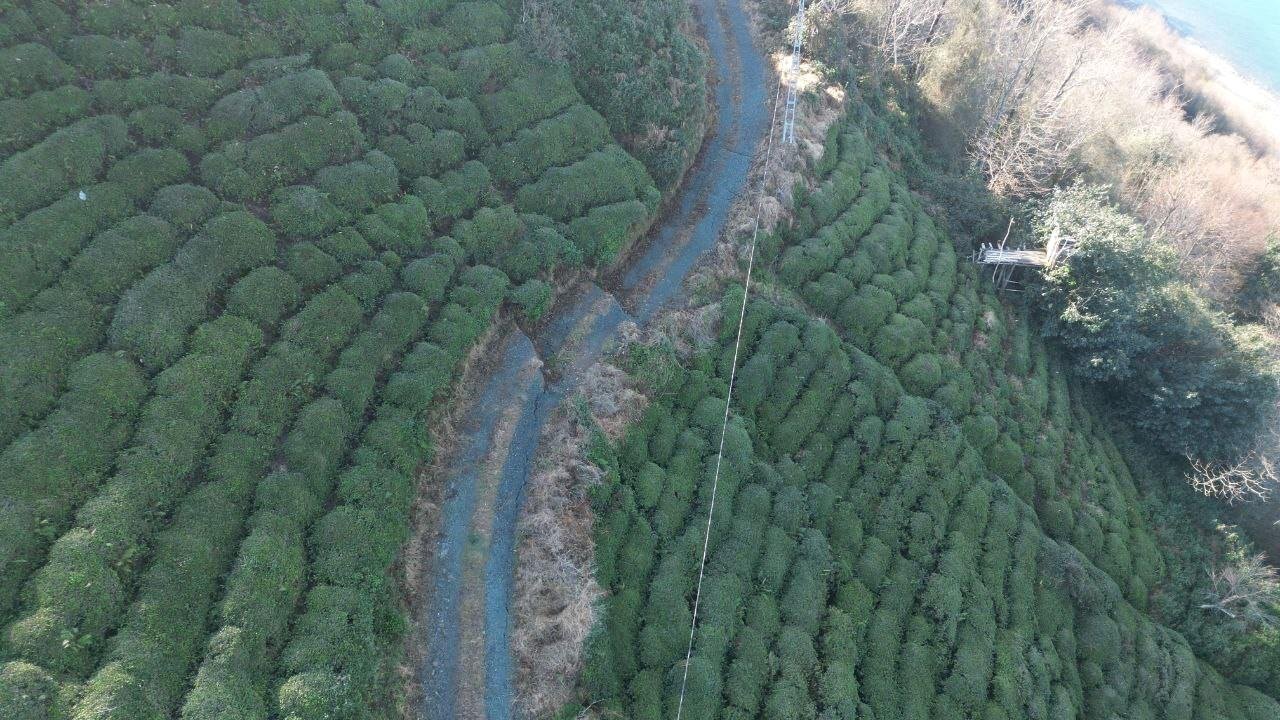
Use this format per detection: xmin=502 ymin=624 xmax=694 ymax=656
xmin=1138 ymin=0 xmax=1280 ymax=92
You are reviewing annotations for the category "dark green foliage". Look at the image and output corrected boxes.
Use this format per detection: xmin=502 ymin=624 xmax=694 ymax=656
xmin=106 ymin=147 xmax=190 ymax=201
xmin=534 ymin=0 xmax=707 ymax=188
xmin=200 ymin=112 xmax=364 ymax=200
xmin=148 ymin=184 xmax=220 ymax=233
xmin=285 ymin=243 xmax=343 ymax=291
xmin=207 ymin=70 xmax=342 ymax=142
xmin=568 ymin=200 xmax=652 ymax=264
xmin=585 ymin=103 xmax=1280 ymax=720
xmin=61 ymin=215 xmax=182 ymax=303
xmin=5 ymin=316 xmax=261 ymax=677
xmin=378 ymin=125 xmax=464 ymax=181
xmin=511 ymin=279 xmax=552 ymax=322
xmin=93 ymin=73 xmax=224 ymax=115
xmin=1037 ymin=185 xmax=1280 ymax=458
xmin=485 ymin=104 xmax=611 ymax=186
xmin=413 ymin=160 xmax=491 ymax=225
xmin=0 ymin=353 xmax=147 ymax=621
xmin=0 ymin=43 xmax=75 ymax=98
xmin=515 ymin=145 xmax=657 ymax=222
xmin=271 ymin=185 xmax=345 ymax=240
xmin=0 ymin=115 xmax=130 ymax=225
xmin=358 ymin=195 xmax=432 ymax=255
xmin=315 ymin=151 xmax=399 ymax=215
xmin=174 ymin=26 xmax=244 ymax=76
xmin=61 ymin=34 xmax=148 ymax=78
xmin=226 ymin=267 xmax=303 ymax=328
xmin=477 ymin=66 xmax=580 ymax=141
xmin=0 ymin=85 xmax=91 ymax=155
xmin=1238 ymin=234 xmax=1280 ymax=317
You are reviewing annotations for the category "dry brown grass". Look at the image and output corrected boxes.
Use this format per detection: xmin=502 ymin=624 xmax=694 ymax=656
xmin=511 ymin=359 xmax=647 ymax=718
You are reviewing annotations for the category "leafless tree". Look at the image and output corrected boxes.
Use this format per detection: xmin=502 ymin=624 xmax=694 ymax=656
xmin=1201 ymin=544 xmax=1280 ymax=628
xmin=964 ymin=0 xmax=1098 ymax=196
xmin=872 ymin=0 xmax=952 ymax=70
xmin=1186 ymin=452 xmax=1278 ymax=505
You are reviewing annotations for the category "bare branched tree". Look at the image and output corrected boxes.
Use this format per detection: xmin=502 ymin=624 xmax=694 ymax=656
xmin=1186 ymin=452 xmax=1278 ymax=504
xmin=1201 ymin=540 xmax=1280 ymax=628
xmin=965 ymin=0 xmax=1097 ymax=196
xmin=873 ymin=0 xmax=952 ymax=70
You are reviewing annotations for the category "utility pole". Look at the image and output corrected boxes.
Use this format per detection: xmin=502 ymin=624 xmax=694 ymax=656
xmin=781 ymin=0 xmax=806 ymax=144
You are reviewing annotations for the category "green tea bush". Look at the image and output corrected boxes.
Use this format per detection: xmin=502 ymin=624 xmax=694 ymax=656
xmin=0 ymin=181 xmax=130 ymax=308
xmin=175 ymin=26 xmax=245 ymax=76
xmin=105 ymin=147 xmax=190 ymax=201
xmin=109 ymin=211 xmax=275 ymax=369
xmin=440 ymin=1 xmax=512 ymax=48
xmin=271 ymin=185 xmax=346 ymax=240
xmin=0 ymin=352 xmax=147 ymax=621
xmin=378 ymin=124 xmax=464 ymax=181
xmin=93 ymin=73 xmax=224 ymax=115
xmin=74 ymin=258 xmax=388 ymax=719
xmin=0 ymin=216 xmax=181 ymax=448
xmin=0 ymin=85 xmax=91 ymax=155
xmin=315 ymin=151 xmax=399 ymax=215
xmin=60 ymin=215 xmax=181 ymax=302
xmin=200 ymin=112 xmax=364 ymax=200
xmin=5 ymin=316 xmax=261 ymax=677
xmin=400 ymin=254 xmax=458 ymax=304
xmin=207 ymin=69 xmax=342 ymax=142
xmin=0 ymin=115 xmax=129 ymax=224
xmin=227 ymin=266 xmax=303 ymax=327
xmin=567 ymin=200 xmax=652 ymax=264
xmin=540 ymin=0 xmax=707 ymax=188
xmin=357 ymin=195 xmax=431 ymax=255
xmin=515 ymin=145 xmax=656 ymax=221
xmin=413 ymin=160 xmax=491 ymax=225
xmin=477 ymin=66 xmax=579 ymax=141
xmin=485 ymin=104 xmax=611 ymax=186
xmin=0 ymin=43 xmax=74 ymax=98
xmin=148 ymin=184 xmax=220 ymax=233
xmin=61 ymin=34 xmax=148 ymax=78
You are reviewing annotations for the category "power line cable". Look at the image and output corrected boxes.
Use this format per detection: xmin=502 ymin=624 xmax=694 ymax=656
xmin=673 ymin=22 xmax=796 ymax=717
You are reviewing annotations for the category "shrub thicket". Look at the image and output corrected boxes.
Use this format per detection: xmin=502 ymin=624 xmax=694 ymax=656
xmin=1036 ymin=185 xmax=1280 ymax=459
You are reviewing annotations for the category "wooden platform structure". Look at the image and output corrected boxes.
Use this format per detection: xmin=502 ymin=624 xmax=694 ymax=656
xmin=972 ymin=218 xmax=1075 ymax=292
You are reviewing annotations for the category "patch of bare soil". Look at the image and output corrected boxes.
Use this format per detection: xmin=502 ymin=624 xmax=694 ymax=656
xmin=510 ymin=331 xmax=648 ymax=718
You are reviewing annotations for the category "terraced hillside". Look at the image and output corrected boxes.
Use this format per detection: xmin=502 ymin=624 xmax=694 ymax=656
xmin=580 ymin=101 xmax=1280 ymax=719
xmin=0 ymin=1 xmax=703 ymax=718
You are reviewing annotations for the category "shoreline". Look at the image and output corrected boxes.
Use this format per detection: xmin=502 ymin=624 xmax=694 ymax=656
xmin=1109 ymin=0 xmax=1280 ymax=154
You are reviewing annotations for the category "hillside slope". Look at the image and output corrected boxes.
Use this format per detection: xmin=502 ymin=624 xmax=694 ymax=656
xmin=579 ymin=98 xmax=1280 ymax=719
xmin=0 ymin=1 xmax=701 ymax=718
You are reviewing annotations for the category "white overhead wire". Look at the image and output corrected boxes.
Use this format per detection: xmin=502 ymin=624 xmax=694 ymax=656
xmin=673 ymin=13 xmax=798 ymax=714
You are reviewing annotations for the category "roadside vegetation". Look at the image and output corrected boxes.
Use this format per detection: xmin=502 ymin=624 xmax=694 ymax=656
xmin=0 ymin=1 xmax=702 ymax=718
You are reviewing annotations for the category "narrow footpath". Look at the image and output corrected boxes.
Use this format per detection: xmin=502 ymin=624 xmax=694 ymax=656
xmin=417 ymin=0 xmax=770 ymax=717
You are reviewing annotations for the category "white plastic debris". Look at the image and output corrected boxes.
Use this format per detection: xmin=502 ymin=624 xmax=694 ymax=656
xmin=78 ymin=190 xmax=87 ymax=201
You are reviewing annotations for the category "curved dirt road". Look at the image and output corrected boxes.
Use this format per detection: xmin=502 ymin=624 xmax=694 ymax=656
xmin=418 ymin=1 xmax=769 ymax=717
